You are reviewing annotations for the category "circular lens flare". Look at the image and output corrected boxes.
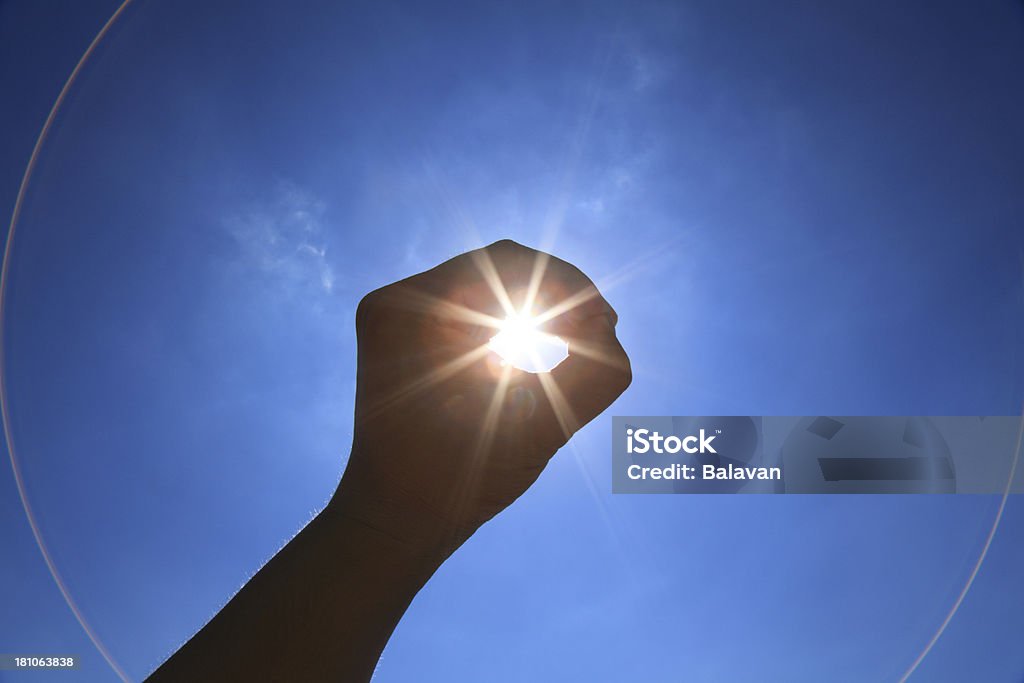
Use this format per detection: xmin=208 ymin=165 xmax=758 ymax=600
xmin=488 ymin=313 xmax=568 ymax=373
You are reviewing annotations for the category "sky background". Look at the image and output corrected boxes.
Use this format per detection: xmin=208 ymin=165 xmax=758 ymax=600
xmin=1 ymin=1 xmax=1023 ymax=681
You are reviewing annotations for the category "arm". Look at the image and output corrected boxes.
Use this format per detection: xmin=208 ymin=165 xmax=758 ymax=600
xmin=147 ymin=487 xmax=444 ymax=682
xmin=149 ymin=239 xmax=631 ymax=681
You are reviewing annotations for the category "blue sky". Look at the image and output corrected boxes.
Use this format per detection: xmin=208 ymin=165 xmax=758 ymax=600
xmin=1 ymin=1 xmax=1023 ymax=681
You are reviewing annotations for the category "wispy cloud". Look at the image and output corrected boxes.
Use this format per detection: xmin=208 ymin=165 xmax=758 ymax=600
xmin=223 ymin=182 xmax=335 ymax=297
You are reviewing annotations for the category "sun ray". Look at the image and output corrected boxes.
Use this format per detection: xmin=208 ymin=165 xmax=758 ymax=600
xmin=535 ymin=370 xmax=581 ymax=440
xmin=532 ymin=285 xmax=603 ymax=326
xmin=521 ymin=252 xmax=551 ymax=318
xmin=528 ymin=347 xmax=647 ymax=592
xmin=361 ymin=345 xmax=492 ymax=423
xmin=563 ymin=437 xmax=646 ymax=587
xmin=552 ymin=333 xmax=628 ymax=371
xmin=476 ymin=364 xmax=512 ymax=456
xmin=420 ymin=153 xmax=483 ymax=249
xmin=470 ymin=249 xmax=518 ymax=318
xmin=442 ymin=365 xmax=513 ymax=538
xmin=532 ymin=238 xmax=682 ymax=329
xmin=538 ymin=32 xmax=618 ymax=252
xmin=394 ymin=287 xmax=505 ymax=331
xmin=591 ymin=237 xmax=683 ymax=295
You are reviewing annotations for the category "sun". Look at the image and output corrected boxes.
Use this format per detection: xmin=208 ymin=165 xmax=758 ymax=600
xmin=487 ymin=312 xmax=568 ymax=373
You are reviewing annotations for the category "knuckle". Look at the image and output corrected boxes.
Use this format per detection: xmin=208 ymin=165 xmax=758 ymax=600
xmin=615 ymin=359 xmax=633 ymax=395
xmin=611 ymin=345 xmax=633 ymax=395
xmin=486 ymin=238 xmax=535 ymax=260
xmin=488 ymin=238 xmax=521 ymax=251
xmin=355 ymin=288 xmax=387 ymax=333
xmin=606 ymin=303 xmax=619 ymax=328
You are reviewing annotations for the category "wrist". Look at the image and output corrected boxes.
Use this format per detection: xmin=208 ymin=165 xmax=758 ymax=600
xmin=325 ymin=457 xmax=465 ymax=573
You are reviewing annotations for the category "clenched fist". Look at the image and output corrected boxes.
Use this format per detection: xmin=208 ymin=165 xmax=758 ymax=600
xmin=337 ymin=239 xmax=632 ymax=556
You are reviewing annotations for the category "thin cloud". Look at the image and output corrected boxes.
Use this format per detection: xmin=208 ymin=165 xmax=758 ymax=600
xmin=224 ymin=182 xmax=336 ymax=297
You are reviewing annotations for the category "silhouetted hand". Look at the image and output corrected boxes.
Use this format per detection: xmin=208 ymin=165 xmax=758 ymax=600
xmin=149 ymin=240 xmax=629 ymax=682
xmin=336 ymin=239 xmax=631 ymax=556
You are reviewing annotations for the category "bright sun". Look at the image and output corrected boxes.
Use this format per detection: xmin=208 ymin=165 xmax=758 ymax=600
xmin=487 ymin=313 xmax=568 ymax=373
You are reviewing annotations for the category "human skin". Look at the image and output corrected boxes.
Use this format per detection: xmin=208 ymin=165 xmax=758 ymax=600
xmin=148 ymin=240 xmax=631 ymax=681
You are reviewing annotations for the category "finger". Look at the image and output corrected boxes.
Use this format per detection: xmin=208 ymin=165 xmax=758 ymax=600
xmin=522 ymin=251 xmax=617 ymax=330
xmin=403 ymin=239 xmax=616 ymax=348
xmin=458 ymin=240 xmax=617 ymax=332
xmin=404 ymin=240 xmax=533 ymax=292
xmin=419 ymin=240 xmax=547 ymax=340
xmin=545 ymin=311 xmax=631 ymax=438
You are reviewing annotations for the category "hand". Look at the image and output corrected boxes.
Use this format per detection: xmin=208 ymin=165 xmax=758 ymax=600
xmin=333 ymin=239 xmax=631 ymax=558
xmin=149 ymin=240 xmax=630 ymax=682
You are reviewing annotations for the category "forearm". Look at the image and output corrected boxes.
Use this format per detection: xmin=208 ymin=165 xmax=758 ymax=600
xmin=149 ymin=471 xmax=445 ymax=682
